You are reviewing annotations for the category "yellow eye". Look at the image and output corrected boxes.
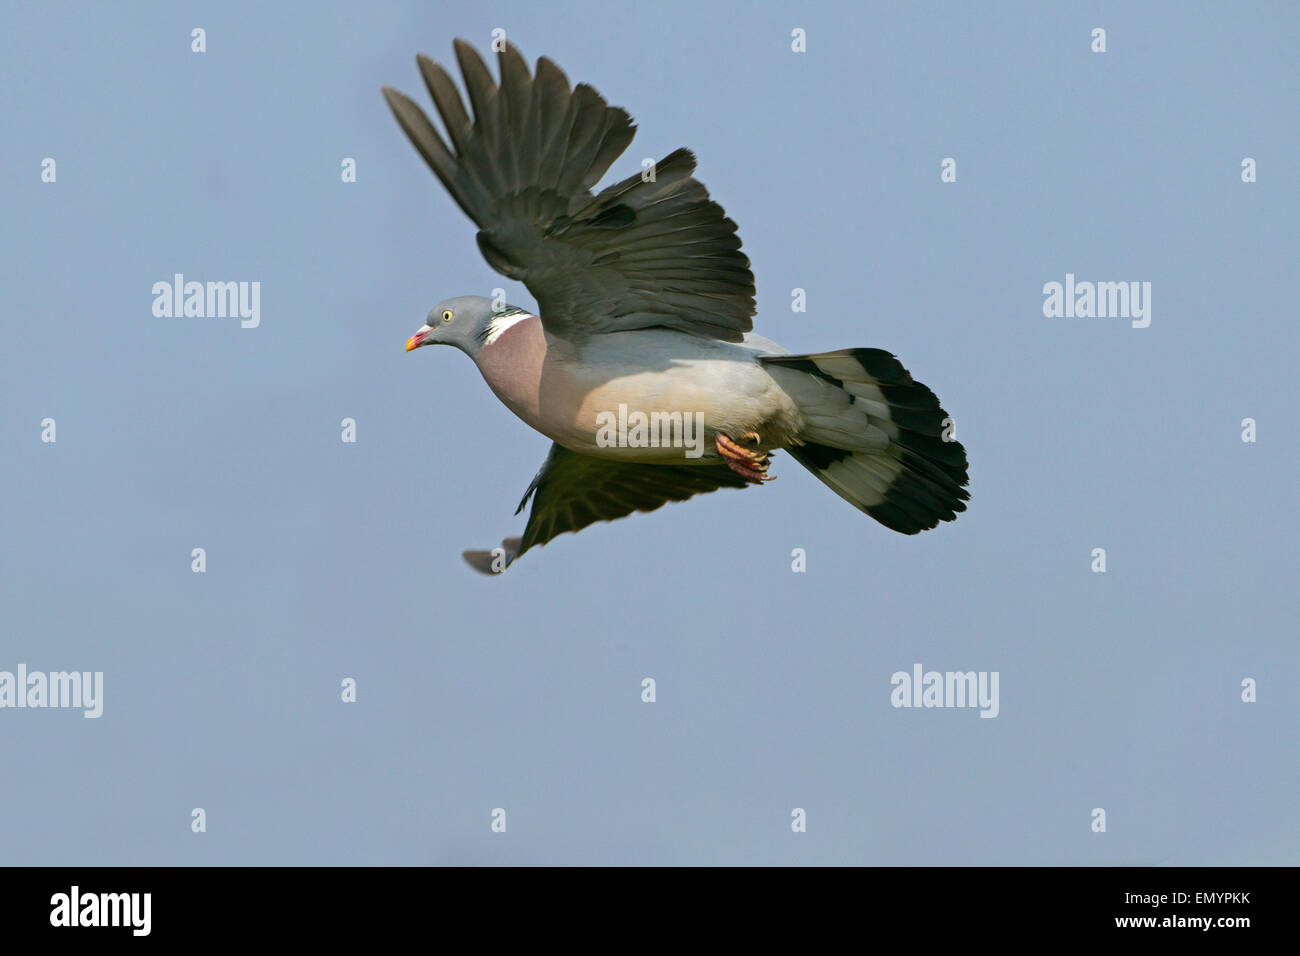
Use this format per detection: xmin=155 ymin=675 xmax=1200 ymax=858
xmin=442 ymin=310 xmax=453 ymax=323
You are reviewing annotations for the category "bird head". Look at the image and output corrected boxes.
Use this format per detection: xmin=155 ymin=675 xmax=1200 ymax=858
xmin=405 ymin=295 xmax=515 ymax=357
xmin=405 ymin=295 xmax=535 ymax=358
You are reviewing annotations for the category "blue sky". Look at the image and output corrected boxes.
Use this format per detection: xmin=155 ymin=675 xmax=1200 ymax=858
xmin=1 ymin=0 xmax=1296 ymax=865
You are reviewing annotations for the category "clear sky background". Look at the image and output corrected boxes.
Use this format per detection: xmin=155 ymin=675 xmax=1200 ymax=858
xmin=1 ymin=1 xmax=1296 ymax=865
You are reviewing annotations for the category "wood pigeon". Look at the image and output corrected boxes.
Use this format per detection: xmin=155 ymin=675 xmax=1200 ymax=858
xmin=383 ymin=40 xmax=969 ymax=573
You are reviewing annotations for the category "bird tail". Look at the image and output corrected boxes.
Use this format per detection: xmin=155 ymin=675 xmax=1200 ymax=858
xmin=761 ymin=349 xmax=969 ymax=533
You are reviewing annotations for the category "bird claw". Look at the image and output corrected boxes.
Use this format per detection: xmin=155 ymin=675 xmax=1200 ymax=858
xmin=716 ymin=433 xmax=775 ymax=484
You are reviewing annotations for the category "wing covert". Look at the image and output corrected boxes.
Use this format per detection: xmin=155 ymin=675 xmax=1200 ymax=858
xmin=383 ymin=40 xmax=756 ymax=342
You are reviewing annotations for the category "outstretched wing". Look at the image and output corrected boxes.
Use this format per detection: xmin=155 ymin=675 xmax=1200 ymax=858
xmin=383 ymin=40 xmax=755 ymax=343
xmin=463 ymin=444 xmax=751 ymax=574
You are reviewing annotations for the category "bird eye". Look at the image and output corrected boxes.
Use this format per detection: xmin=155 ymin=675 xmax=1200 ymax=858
xmin=442 ymin=310 xmax=453 ymax=323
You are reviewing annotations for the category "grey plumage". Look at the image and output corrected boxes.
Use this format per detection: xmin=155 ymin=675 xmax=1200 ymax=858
xmin=764 ymin=350 xmax=968 ymax=534
xmin=383 ymin=40 xmax=754 ymax=344
xmin=386 ymin=41 xmax=970 ymax=573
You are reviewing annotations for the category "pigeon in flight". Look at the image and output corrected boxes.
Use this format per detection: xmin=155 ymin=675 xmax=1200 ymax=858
xmin=383 ymin=41 xmax=969 ymax=573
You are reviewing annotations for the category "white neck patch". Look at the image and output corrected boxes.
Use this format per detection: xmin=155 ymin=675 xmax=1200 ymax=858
xmin=484 ymin=311 xmax=533 ymax=346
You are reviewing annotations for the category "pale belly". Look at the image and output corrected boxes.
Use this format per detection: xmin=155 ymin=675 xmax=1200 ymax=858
xmin=478 ymin=321 xmax=800 ymax=463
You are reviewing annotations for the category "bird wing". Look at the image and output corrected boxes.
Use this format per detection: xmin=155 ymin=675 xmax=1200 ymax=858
xmin=462 ymin=443 xmax=751 ymax=573
xmin=383 ymin=39 xmax=755 ymax=343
